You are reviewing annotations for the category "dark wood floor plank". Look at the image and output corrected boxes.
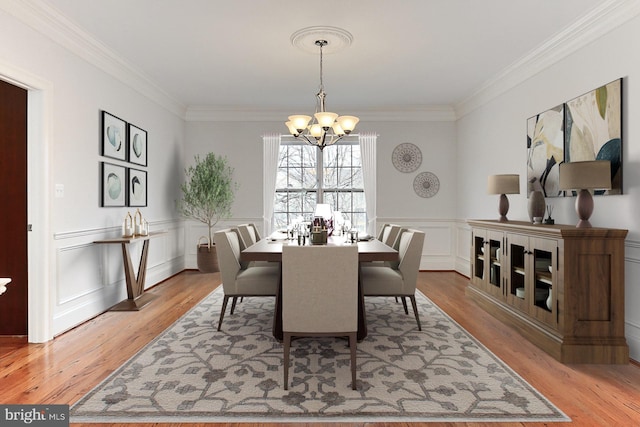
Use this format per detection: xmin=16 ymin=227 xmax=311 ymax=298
xmin=1 ymin=270 xmax=639 ymax=427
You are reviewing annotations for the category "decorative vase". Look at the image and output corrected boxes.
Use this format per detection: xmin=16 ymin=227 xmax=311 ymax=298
xmin=546 ymin=288 xmax=553 ymax=310
xmin=528 ymin=190 xmax=545 ymax=223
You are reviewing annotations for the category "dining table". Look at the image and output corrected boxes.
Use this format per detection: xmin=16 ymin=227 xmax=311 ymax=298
xmin=240 ymin=235 xmax=399 ymax=341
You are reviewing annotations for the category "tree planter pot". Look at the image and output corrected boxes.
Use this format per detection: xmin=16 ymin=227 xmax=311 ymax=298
xmin=197 ymin=239 xmax=219 ymax=273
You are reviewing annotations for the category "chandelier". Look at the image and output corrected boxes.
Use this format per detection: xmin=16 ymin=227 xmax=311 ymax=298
xmin=285 ymin=39 xmax=359 ymax=151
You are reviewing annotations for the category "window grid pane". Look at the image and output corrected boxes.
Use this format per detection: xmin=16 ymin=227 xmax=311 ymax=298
xmin=275 ymin=142 xmax=366 ymax=231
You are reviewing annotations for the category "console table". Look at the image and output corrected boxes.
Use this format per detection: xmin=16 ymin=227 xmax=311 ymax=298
xmin=94 ymin=231 xmax=165 ymax=311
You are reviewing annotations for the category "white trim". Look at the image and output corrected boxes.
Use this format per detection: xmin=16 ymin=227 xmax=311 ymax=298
xmin=455 ymin=0 xmax=640 ymax=118
xmin=0 ymin=61 xmax=53 ymax=342
xmin=185 ymin=106 xmax=457 ymax=122
xmin=1 ymin=0 xmax=185 ymax=118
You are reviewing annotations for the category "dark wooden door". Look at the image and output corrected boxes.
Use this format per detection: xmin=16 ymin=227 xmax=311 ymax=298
xmin=0 ymin=79 xmax=28 ymax=335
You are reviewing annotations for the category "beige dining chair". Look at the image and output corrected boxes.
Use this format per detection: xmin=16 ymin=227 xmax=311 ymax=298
xmin=237 ymin=223 xmax=261 ymax=248
xmin=360 ymin=228 xmax=425 ymax=331
xmin=378 ymin=223 xmax=403 ymax=248
xmin=281 ymin=245 xmax=359 ymax=390
xmin=214 ymin=228 xmax=279 ymax=331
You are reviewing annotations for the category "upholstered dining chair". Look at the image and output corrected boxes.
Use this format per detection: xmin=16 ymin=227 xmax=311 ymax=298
xmin=377 ymin=223 xmax=403 ymax=248
xmin=361 ymin=228 xmax=425 ymax=331
xmin=214 ymin=228 xmax=279 ymax=331
xmin=237 ymin=223 xmax=261 ymax=248
xmin=281 ymin=245 xmax=359 ymax=390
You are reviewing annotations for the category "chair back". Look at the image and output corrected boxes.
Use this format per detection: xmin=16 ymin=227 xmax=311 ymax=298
xmin=396 ymin=229 xmax=425 ymax=293
xmin=381 ymin=224 xmax=403 ymax=247
xmin=282 ymin=245 xmax=358 ymax=334
xmin=377 ymin=223 xmax=390 ymax=241
xmin=214 ymin=229 xmax=242 ymax=293
xmin=237 ymin=223 xmax=259 ymax=249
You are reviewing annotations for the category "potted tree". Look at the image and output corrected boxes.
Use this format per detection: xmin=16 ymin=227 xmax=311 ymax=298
xmin=177 ymin=153 xmax=237 ymax=272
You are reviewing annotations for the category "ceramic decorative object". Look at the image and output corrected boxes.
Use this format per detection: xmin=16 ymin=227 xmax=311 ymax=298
xmin=392 ymin=143 xmax=422 ymax=173
xmin=528 ymin=178 xmax=546 ymax=222
xmin=546 ymin=288 xmax=553 ymax=310
xmin=413 ymin=171 xmax=440 ymax=198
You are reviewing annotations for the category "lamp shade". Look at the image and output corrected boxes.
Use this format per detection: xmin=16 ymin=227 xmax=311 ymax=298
xmin=314 ymin=203 xmax=332 ymax=219
xmin=559 ymin=160 xmax=611 ymax=190
xmin=487 ymin=174 xmax=520 ymax=195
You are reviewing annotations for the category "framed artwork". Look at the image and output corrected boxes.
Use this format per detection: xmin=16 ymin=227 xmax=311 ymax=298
xmin=101 ymin=111 xmax=127 ymax=161
xmin=526 ymin=104 xmax=564 ymax=198
xmin=128 ymin=123 xmax=147 ymax=166
xmin=101 ymin=162 xmax=126 ymax=207
xmin=128 ymin=168 xmax=147 ymax=207
xmin=565 ymin=78 xmax=622 ymax=194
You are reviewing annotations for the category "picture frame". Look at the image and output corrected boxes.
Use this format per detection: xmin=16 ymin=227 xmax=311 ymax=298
xmin=128 ymin=168 xmax=147 ymax=207
xmin=526 ymin=104 xmax=564 ymax=198
xmin=564 ymin=78 xmax=622 ymax=195
xmin=128 ymin=123 xmax=147 ymax=166
xmin=101 ymin=111 xmax=127 ymax=161
xmin=101 ymin=162 xmax=126 ymax=207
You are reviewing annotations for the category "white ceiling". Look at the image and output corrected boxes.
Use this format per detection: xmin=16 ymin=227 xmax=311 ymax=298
xmin=43 ymin=0 xmax=606 ymax=114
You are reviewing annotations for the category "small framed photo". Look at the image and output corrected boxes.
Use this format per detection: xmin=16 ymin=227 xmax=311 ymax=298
xmin=101 ymin=162 xmax=126 ymax=207
xmin=128 ymin=123 xmax=147 ymax=166
xmin=128 ymin=168 xmax=147 ymax=207
xmin=101 ymin=111 xmax=127 ymax=161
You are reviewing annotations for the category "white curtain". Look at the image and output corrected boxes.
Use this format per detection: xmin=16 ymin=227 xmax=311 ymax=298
xmin=359 ymin=132 xmax=377 ymax=236
xmin=262 ymin=133 xmax=281 ymax=236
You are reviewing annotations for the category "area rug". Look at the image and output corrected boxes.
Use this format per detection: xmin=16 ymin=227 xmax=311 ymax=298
xmin=70 ymin=287 xmax=569 ymax=423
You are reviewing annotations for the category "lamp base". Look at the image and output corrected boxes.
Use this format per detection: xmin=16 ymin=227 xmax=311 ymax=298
xmin=498 ymin=194 xmax=510 ymax=222
xmin=575 ymin=189 xmax=594 ymax=228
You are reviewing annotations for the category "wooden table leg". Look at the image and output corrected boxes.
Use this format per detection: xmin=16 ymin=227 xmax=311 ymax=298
xmin=272 ymin=262 xmax=283 ymax=342
xmin=110 ymin=240 xmax=156 ymax=311
xmin=357 ymin=262 xmax=368 ymax=342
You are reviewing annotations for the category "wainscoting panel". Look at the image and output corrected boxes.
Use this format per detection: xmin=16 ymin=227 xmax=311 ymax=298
xmin=376 ymin=218 xmax=458 ymax=271
xmin=624 ymin=239 xmax=640 ymax=361
xmin=52 ymin=220 xmax=185 ymax=336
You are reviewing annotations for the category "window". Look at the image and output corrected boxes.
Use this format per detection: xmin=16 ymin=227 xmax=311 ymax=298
xmin=273 ymin=140 xmax=366 ymax=231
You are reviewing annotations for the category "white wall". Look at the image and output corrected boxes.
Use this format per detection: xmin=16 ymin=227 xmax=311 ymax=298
xmin=0 ymin=8 xmax=186 ymax=338
xmin=455 ymin=13 xmax=640 ymax=360
xmin=183 ymin=118 xmax=459 ymax=270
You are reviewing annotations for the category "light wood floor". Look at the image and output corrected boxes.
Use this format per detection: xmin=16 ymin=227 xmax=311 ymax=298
xmin=1 ymin=270 xmax=639 ymax=427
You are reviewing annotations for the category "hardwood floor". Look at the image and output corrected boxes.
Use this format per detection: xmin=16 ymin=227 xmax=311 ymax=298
xmin=1 ymin=270 xmax=639 ymax=426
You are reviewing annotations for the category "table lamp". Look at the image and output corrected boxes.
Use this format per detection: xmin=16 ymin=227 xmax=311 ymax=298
xmin=487 ymin=174 xmax=520 ymax=222
xmin=559 ymin=160 xmax=611 ymax=228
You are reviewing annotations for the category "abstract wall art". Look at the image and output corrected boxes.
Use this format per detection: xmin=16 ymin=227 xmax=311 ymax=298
xmin=527 ymin=104 xmax=564 ymax=198
xmin=128 ymin=123 xmax=147 ymax=166
xmin=101 ymin=111 xmax=127 ymax=161
xmin=128 ymin=168 xmax=147 ymax=207
xmin=565 ymin=78 xmax=622 ymax=194
xmin=101 ymin=162 xmax=126 ymax=207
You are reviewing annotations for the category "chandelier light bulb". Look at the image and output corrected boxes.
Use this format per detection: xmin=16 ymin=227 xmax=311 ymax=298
xmin=314 ymin=112 xmax=338 ymax=129
xmin=336 ymin=116 xmax=359 ymax=133
xmin=288 ymin=115 xmax=312 ymax=133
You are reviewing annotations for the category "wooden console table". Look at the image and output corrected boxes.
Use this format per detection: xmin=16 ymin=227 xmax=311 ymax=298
xmin=94 ymin=231 xmax=166 ymax=311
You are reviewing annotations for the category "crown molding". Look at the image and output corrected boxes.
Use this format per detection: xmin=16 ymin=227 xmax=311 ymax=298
xmin=185 ymin=105 xmax=456 ymax=122
xmin=455 ymin=0 xmax=640 ymax=119
xmin=2 ymin=0 xmax=186 ymax=118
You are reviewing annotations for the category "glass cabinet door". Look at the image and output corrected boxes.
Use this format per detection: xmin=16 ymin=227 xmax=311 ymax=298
xmin=471 ymin=232 xmax=486 ymax=286
xmin=506 ymin=233 xmax=529 ymax=311
xmin=530 ymin=237 xmax=557 ymax=327
xmin=485 ymin=231 xmax=503 ymax=298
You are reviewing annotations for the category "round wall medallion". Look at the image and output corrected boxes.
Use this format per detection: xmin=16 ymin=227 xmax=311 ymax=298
xmin=413 ymin=172 xmax=440 ymax=198
xmin=392 ymin=143 xmax=422 ymax=173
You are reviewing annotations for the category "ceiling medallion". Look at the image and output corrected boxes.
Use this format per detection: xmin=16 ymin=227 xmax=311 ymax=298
xmin=290 ymin=26 xmax=353 ymax=54
xmin=413 ymin=172 xmax=440 ymax=198
xmin=392 ymin=143 xmax=422 ymax=173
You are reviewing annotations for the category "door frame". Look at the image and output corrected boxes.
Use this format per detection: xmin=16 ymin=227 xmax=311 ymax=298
xmin=1 ymin=62 xmax=53 ymax=342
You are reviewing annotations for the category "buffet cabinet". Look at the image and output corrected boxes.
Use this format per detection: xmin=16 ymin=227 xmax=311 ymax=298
xmin=467 ymin=220 xmax=628 ymax=364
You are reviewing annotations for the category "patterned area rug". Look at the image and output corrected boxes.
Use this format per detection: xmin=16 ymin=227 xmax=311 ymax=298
xmin=71 ymin=287 xmax=569 ymax=423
